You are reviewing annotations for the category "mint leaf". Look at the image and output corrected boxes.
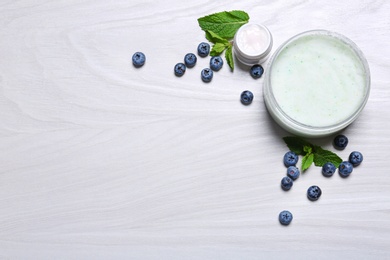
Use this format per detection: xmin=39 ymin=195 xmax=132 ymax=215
xmin=210 ymin=42 xmax=228 ymax=56
xmin=198 ymin=11 xmax=249 ymax=72
xmin=301 ymin=153 xmax=314 ymax=171
xmin=225 ymin=44 xmax=234 ymax=71
xmin=205 ymin=30 xmax=230 ymax=44
xmin=303 ymin=145 xmax=312 ymax=154
xmin=283 ymin=136 xmax=342 ymax=171
xmin=206 ymin=30 xmax=230 ymax=57
xmin=283 ymin=136 xmax=313 ymax=155
xmin=198 ymin=10 xmax=249 ymax=39
xmin=313 ymin=145 xmax=343 ymax=168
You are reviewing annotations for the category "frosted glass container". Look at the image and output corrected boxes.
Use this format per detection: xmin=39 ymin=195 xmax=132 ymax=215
xmin=263 ymin=30 xmax=370 ymax=137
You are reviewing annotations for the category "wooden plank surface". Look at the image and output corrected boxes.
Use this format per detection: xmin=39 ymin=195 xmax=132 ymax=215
xmin=0 ymin=0 xmax=389 ymax=259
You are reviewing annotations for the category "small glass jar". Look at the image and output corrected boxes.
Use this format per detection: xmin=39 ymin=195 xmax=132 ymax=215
xmin=263 ymin=30 xmax=370 ymax=138
xmin=233 ymin=23 xmax=273 ymax=66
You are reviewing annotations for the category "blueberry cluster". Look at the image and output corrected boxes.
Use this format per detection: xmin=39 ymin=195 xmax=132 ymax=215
xmin=279 ymin=134 xmax=364 ymax=225
xmin=132 ymin=44 xmax=265 ymax=105
xmin=324 ymin=135 xmax=363 ymax=178
xmin=281 ymin=151 xmax=300 ymax=191
xmin=278 ymin=150 xmax=300 ymax=225
xmin=172 ymin=42 xmax=226 ymax=83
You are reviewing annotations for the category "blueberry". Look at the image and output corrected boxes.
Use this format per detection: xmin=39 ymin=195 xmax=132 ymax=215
xmin=287 ymin=166 xmax=300 ymax=180
xmin=184 ymin=53 xmax=197 ymax=68
xmin=283 ymin=151 xmax=298 ymax=167
xmin=132 ymin=52 xmax=145 ymax=67
xmin=339 ymin=161 xmax=353 ymax=177
xmin=322 ymin=162 xmax=336 ymax=177
xmin=201 ymin=68 xmax=213 ymax=82
xmin=210 ymin=56 xmax=223 ymax=71
xmin=333 ymin=134 xmax=348 ymax=150
xmin=250 ymin=64 xmax=264 ymax=79
xmin=349 ymin=151 xmax=363 ymax=166
xmin=174 ymin=63 xmax=186 ymax=77
xmin=197 ymin=42 xmax=210 ymax=57
xmin=240 ymin=90 xmax=254 ymax=105
xmin=279 ymin=210 xmax=293 ymax=225
xmin=281 ymin=176 xmax=293 ymax=191
xmin=307 ymin=185 xmax=322 ymax=201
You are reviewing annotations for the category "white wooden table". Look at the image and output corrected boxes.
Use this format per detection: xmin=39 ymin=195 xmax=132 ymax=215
xmin=1 ymin=1 xmax=389 ymax=259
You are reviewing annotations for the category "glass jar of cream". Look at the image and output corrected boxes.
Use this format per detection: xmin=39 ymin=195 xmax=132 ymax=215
xmin=263 ymin=30 xmax=370 ymax=138
xmin=233 ymin=23 xmax=273 ymax=65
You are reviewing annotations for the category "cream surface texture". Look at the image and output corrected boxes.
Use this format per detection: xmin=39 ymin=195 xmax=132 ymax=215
xmin=271 ymin=34 xmax=367 ymax=127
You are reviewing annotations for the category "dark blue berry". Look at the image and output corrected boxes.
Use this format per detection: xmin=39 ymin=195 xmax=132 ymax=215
xmin=279 ymin=210 xmax=293 ymax=225
xmin=250 ymin=64 xmax=264 ymax=79
xmin=201 ymin=68 xmax=213 ymax=82
xmin=322 ymin=162 xmax=336 ymax=177
xmin=307 ymin=185 xmax=322 ymax=201
xmin=287 ymin=166 xmax=300 ymax=180
xmin=281 ymin=176 xmax=293 ymax=191
xmin=333 ymin=134 xmax=348 ymax=150
xmin=339 ymin=161 xmax=353 ymax=177
xmin=132 ymin=52 xmax=145 ymax=67
xmin=174 ymin=63 xmax=186 ymax=77
xmin=283 ymin=151 xmax=298 ymax=167
xmin=197 ymin=42 xmax=210 ymax=57
xmin=240 ymin=90 xmax=254 ymax=105
xmin=210 ymin=56 xmax=223 ymax=71
xmin=184 ymin=53 xmax=197 ymax=68
xmin=349 ymin=151 xmax=363 ymax=166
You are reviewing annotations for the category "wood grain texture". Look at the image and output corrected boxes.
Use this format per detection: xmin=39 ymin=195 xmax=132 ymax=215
xmin=0 ymin=0 xmax=390 ymax=259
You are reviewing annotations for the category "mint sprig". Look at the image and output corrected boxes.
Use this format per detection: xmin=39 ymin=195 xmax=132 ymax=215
xmin=198 ymin=10 xmax=249 ymax=71
xmin=206 ymin=30 xmax=235 ymax=70
xmin=283 ymin=136 xmax=342 ymax=171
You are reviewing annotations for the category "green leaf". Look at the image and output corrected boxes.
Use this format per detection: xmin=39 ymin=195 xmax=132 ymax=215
xmin=301 ymin=153 xmax=314 ymax=171
xmin=313 ymin=145 xmax=343 ymax=167
xmin=282 ymin=136 xmax=342 ymax=171
xmin=198 ymin=11 xmax=249 ymax=72
xmin=205 ymin=30 xmax=230 ymax=44
xmin=225 ymin=44 xmax=234 ymax=71
xmin=198 ymin=10 xmax=249 ymax=39
xmin=303 ymin=145 xmax=312 ymax=154
xmin=283 ymin=136 xmax=313 ymax=155
xmin=210 ymin=43 xmax=228 ymax=56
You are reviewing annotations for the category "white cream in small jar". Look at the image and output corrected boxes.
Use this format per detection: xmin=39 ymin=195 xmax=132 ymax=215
xmin=233 ymin=23 xmax=273 ymax=65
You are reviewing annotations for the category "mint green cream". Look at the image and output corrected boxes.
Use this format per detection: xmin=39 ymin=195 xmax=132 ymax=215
xmin=270 ymin=34 xmax=367 ymax=128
